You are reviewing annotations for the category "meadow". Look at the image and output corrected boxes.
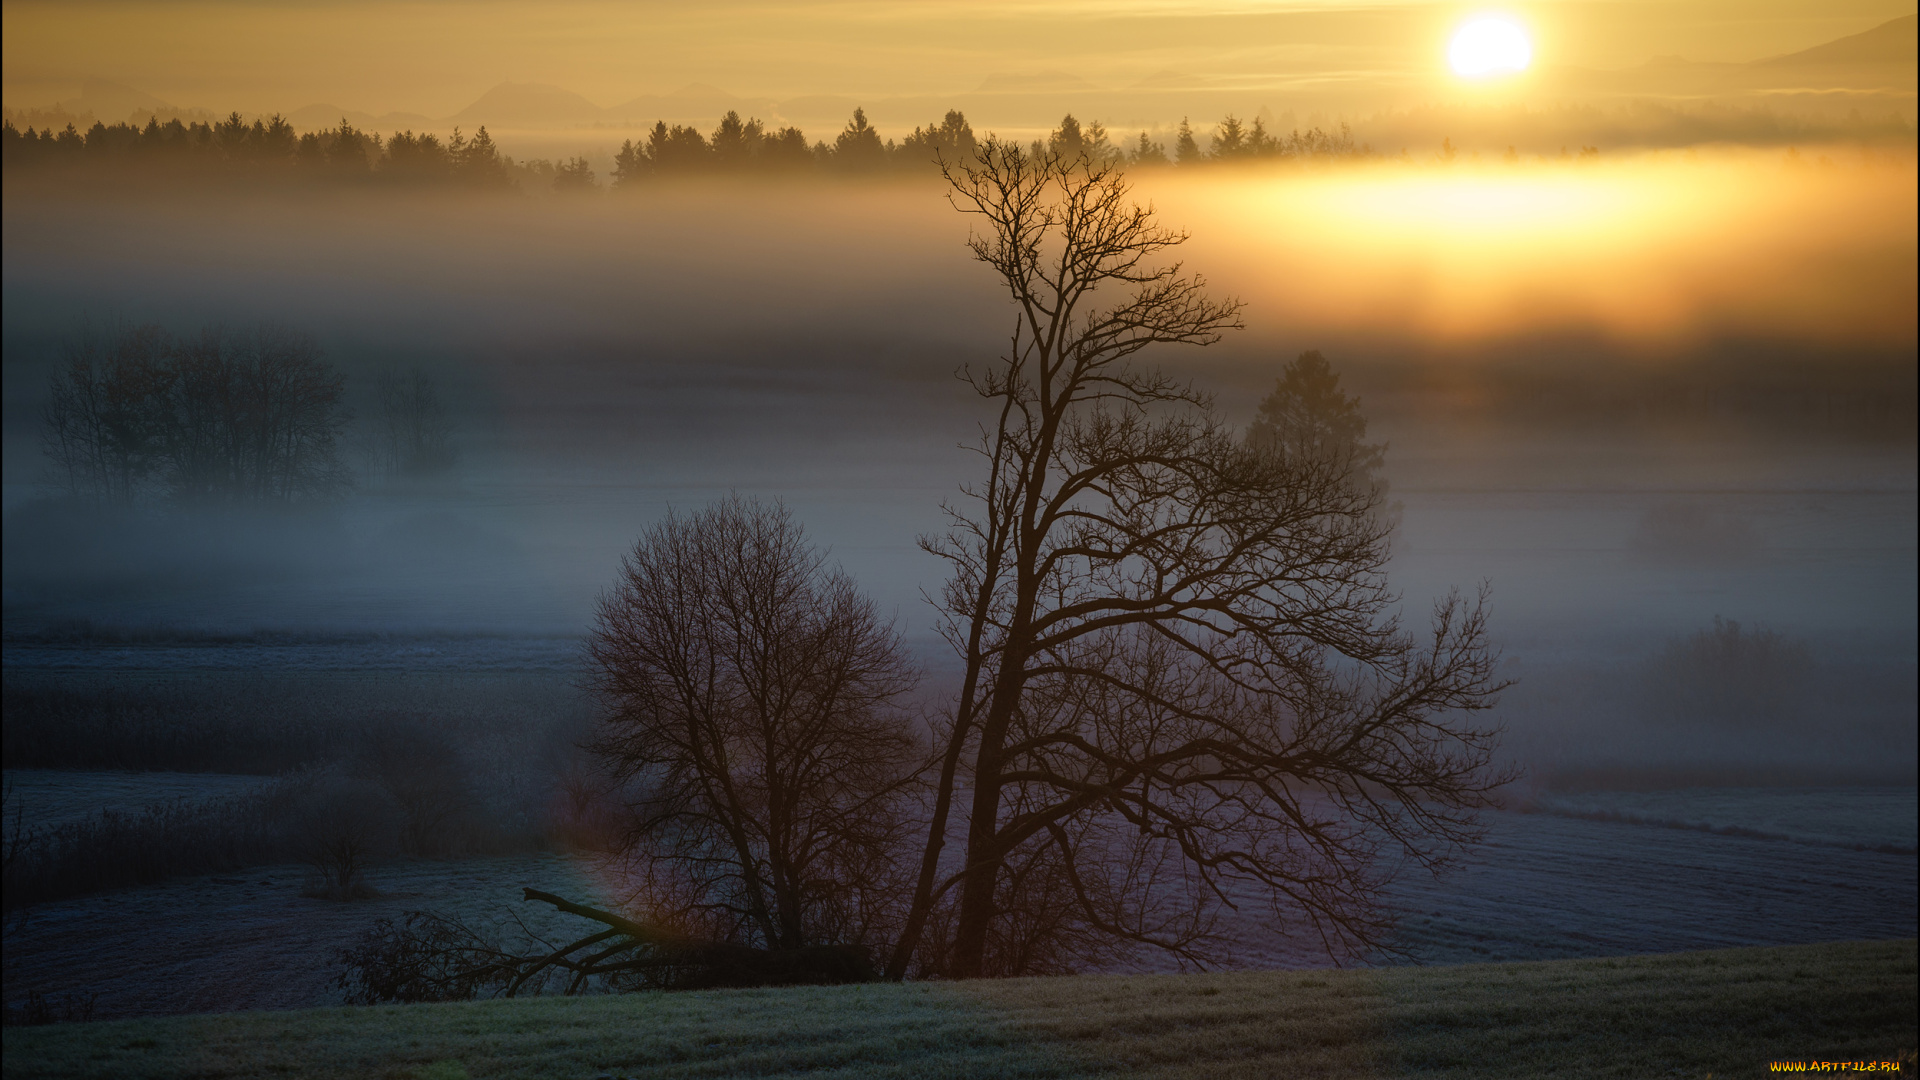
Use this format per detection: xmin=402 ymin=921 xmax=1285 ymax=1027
xmin=3 ymin=939 xmax=1913 ymax=1079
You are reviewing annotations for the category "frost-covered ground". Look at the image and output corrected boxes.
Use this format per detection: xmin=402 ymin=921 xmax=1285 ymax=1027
xmin=1528 ymin=787 xmax=1918 ymax=853
xmin=1139 ymin=786 xmax=1920 ymax=974
xmin=4 ymin=785 xmax=1912 ymax=1018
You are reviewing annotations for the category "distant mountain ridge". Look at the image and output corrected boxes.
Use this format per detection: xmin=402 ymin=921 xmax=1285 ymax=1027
xmin=1757 ymin=13 xmax=1916 ymax=67
xmin=448 ymin=82 xmax=606 ymax=126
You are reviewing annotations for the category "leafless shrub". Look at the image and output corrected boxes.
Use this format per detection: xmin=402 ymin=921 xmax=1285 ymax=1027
xmin=285 ymin=772 xmax=400 ymax=901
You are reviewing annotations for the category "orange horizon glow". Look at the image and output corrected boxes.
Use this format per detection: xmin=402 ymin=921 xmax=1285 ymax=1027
xmin=1143 ymin=150 xmax=1918 ymax=350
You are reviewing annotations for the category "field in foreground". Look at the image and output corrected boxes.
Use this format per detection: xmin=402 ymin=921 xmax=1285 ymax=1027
xmin=4 ymin=939 xmax=1914 ymax=1080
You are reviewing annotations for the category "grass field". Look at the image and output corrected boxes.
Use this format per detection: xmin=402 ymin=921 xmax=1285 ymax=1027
xmin=4 ymin=939 xmax=1913 ymax=1080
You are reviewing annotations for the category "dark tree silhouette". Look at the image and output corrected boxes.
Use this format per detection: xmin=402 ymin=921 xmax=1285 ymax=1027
xmin=901 ymin=110 xmax=979 ymax=167
xmin=588 ymin=496 xmax=921 ymax=956
xmin=1129 ymin=133 xmax=1170 ymax=167
xmin=552 ymin=155 xmax=596 ymax=191
xmin=832 ymin=108 xmax=887 ymax=171
xmin=3 ymin=105 xmax=1363 ymax=188
xmin=1174 ymin=118 xmax=1203 ymax=165
xmin=1212 ymin=115 xmax=1250 ymax=159
xmin=885 ymin=141 xmax=1509 ymax=979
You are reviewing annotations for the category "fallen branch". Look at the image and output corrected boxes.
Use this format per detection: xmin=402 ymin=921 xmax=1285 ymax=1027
xmin=338 ymin=889 xmax=878 ymax=1003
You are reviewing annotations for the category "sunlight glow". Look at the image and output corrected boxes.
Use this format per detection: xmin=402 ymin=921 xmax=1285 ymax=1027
xmin=1146 ymin=153 xmax=1919 ymax=347
xmin=1449 ymin=18 xmax=1531 ymax=78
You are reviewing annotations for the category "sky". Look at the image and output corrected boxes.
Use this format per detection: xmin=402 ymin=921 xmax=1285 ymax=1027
xmin=4 ymin=0 xmax=1914 ymax=127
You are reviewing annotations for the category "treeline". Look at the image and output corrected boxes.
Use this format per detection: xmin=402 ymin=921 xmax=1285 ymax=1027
xmin=2 ymin=107 xmax=1370 ymax=191
xmin=2 ymin=113 xmax=522 ymax=188
xmin=613 ymin=109 xmax=1363 ymax=180
xmin=42 ymin=323 xmax=454 ymax=505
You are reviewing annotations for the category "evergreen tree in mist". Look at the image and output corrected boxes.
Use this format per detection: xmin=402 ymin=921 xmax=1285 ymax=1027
xmin=1247 ymin=350 xmax=1388 ymax=501
xmin=1174 ymin=118 xmax=1202 ymax=164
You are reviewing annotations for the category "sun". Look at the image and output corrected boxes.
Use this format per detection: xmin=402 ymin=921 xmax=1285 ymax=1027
xmin=1449 ymin=17 xmax=1532 ymax=78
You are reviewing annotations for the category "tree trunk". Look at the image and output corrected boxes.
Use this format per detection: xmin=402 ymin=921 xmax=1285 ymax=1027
xmin=947 ymin=769 xmax=1003 ymax=978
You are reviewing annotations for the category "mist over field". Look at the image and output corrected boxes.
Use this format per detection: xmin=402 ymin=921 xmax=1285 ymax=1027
xmin=3 ymin=154 xmax=1915 ymax=789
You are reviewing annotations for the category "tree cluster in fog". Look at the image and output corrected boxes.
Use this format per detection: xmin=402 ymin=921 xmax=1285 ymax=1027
xmin=546 ymin=144 xmax=1506 ymax=989
xmin=4 ymin=107 xmax=1369 ymax=193
xmin=1639 ymin=617 xmax=1816 ymax=732
xmin=41 ymin=325 xmax=351 ymax=504
xmin=40 ymin=323 xmax=453 ymax=503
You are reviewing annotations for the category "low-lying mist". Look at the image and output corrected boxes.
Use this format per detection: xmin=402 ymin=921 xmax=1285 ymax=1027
xmin=3 ymin=154 xmax=1913 ymax=786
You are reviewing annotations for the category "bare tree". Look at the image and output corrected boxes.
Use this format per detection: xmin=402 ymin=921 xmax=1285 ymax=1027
xmin=588 ymin=496 xmax=921 ymax=957
xmin=887 ymin=142 xmax=1509 ymax=979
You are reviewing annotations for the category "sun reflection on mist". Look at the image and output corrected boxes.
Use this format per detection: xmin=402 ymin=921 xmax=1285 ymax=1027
xmin=1147 ymin=152 xmax=1917 ymax=347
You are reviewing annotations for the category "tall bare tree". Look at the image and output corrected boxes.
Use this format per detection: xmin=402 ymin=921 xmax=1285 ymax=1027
xmin=887 ymin=142 xmax=1509 ymax=979
xmin=588 ymin=496 xmax=921 ymax=956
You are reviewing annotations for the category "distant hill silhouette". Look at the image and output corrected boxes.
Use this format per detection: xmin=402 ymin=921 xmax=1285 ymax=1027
xmin=1757 ymin=13 xmax=1917 ymax=67
xmin=63 ymin=77 xmax=173 ymax=122
xmin=449 ymin=82 xmax=607 ymax=127
xmin=975 ymin=72 xmax=1101 ymax=94
xmin=286 ymin=104 xmax=436 ymax=132
xmin=604 ymin=85 xmax=760 ymax=126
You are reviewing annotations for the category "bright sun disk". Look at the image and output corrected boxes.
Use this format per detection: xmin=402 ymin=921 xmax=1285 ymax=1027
xmin=1449 ymin=18 xmax=1531 ymax=78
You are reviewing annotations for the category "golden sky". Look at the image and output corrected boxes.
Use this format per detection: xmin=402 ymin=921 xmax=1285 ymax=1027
xmin=4 ymin=0 xmax=1913 ymax=120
